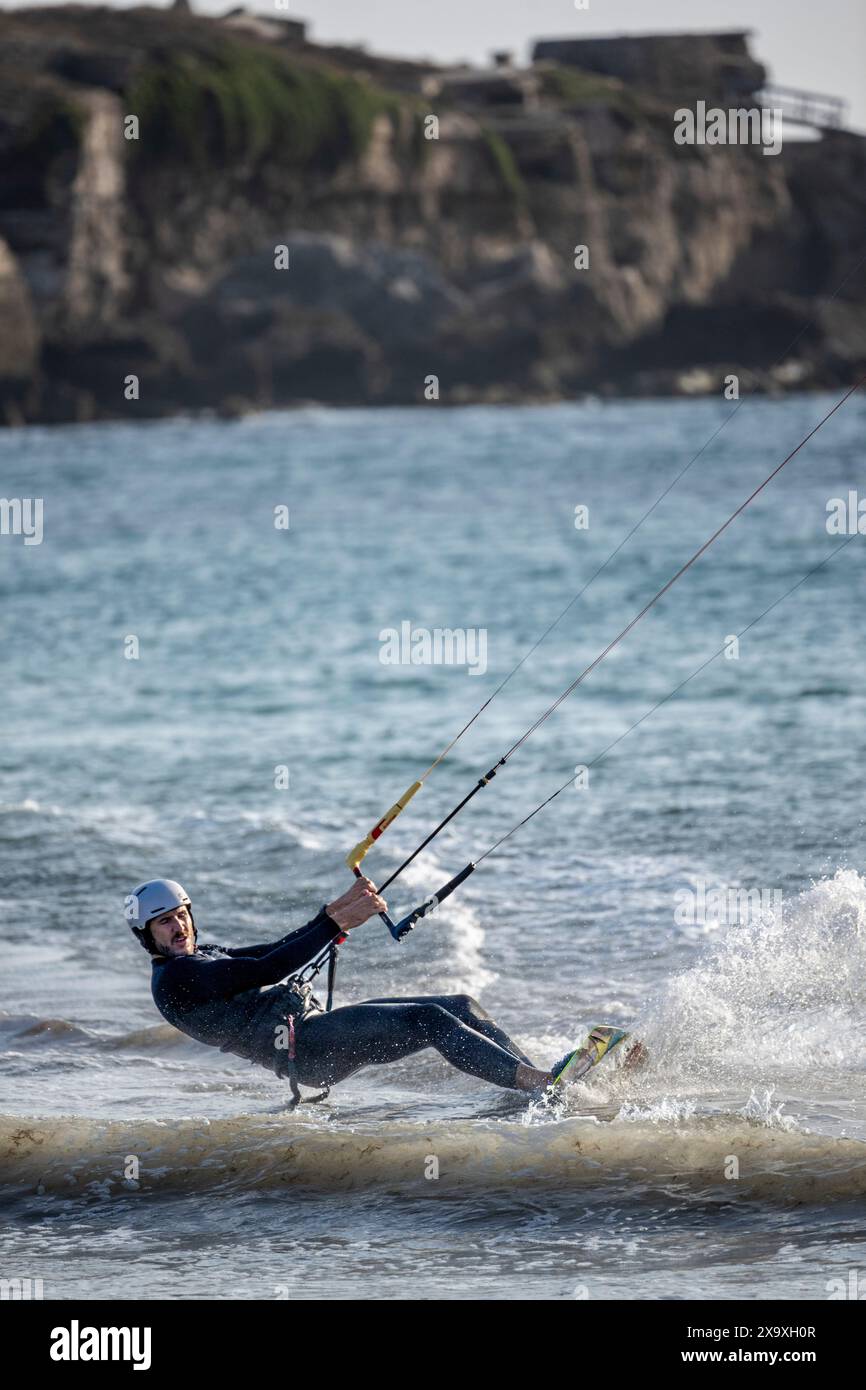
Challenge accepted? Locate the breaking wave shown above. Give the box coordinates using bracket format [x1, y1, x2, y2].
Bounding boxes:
[0, 1110, 863, 1203]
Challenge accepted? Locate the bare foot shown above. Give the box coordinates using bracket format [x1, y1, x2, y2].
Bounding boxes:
[515, 1062, 554, 1092]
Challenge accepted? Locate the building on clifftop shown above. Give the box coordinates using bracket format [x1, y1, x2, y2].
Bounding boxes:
[531, 32, 766, 102]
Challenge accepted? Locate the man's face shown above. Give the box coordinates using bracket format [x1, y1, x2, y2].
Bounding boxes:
[149, 906, 194, 957]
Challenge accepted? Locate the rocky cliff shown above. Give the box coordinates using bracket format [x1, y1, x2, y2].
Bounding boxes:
[1, 5, 863, 425]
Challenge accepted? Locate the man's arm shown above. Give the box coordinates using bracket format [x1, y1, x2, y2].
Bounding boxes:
[171, 877, 387, 1003]
[222, 938, 294, 960]
[174, 910, 342, 1001]
[221, 876, 389, 961]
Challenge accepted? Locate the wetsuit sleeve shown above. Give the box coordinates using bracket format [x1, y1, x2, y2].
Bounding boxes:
[223, 906, 348, 961]
[175, 909, 342, 1001]
[222, 940, 289, 959]
[221, 921, 333, 959]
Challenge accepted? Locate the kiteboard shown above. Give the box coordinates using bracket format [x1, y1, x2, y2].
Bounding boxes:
[550, 1025, 630, 1087]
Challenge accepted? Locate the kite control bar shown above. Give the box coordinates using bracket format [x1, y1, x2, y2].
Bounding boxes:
[352, 865, 400, 936]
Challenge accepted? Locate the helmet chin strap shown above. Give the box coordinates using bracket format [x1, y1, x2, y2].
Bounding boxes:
[134, 925, 159, 955]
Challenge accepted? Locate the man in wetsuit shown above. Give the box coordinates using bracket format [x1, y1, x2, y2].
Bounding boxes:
[126, 877, 573, 1098]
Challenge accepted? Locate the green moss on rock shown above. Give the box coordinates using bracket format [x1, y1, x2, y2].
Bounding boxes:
[537, 65, 642, 119]
[126, 42, 401, 171]
[481, 127, 525, 203]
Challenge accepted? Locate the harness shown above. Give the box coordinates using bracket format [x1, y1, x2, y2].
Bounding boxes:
[282, 932, 342, 1109]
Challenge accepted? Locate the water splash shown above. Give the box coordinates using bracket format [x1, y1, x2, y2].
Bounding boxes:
[637, 869, 866, 1087]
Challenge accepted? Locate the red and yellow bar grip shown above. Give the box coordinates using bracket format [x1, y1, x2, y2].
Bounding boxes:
[345, 781, 423, 870]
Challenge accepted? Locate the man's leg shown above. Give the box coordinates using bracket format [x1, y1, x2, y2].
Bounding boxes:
[294, 1000, 547, 1091]
[362, 993, 537, 1067]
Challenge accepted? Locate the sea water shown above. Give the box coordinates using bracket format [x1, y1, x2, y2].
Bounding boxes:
[1, 393, 864, 1299]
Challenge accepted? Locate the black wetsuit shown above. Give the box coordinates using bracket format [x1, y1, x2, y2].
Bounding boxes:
[150, 909, 535, 1090]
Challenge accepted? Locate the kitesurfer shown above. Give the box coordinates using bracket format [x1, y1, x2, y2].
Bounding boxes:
[127, 877, 588, 1096]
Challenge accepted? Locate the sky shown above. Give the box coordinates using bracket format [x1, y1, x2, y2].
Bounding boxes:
[7, 1, 866, 130]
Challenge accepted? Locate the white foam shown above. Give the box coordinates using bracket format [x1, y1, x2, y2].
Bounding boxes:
[637, 869, 866, 1088]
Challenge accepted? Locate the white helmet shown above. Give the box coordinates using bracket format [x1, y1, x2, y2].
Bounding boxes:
[125, 879, 194, 954]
